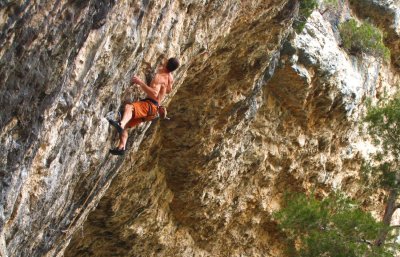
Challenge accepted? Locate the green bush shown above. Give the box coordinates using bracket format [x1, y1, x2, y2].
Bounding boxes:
[274, 192, 395, 257]
[340, 19, 390, 60]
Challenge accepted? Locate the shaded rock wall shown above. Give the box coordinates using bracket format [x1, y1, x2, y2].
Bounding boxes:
[65, 1, 298, 256]
[0, 0, 244, 256]
[1, 0, 399, 256]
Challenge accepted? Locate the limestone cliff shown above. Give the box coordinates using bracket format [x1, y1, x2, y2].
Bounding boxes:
[0, 0, 399, 256]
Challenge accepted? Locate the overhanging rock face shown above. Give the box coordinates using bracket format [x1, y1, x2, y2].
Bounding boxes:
[1, 0, 399, 256]
[65, 1, 298, 256]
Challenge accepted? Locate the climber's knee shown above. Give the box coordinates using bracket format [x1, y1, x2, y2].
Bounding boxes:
[124, 104, 133, 113]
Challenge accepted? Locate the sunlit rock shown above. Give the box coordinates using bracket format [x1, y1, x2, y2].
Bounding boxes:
[1, 0, 399, 256]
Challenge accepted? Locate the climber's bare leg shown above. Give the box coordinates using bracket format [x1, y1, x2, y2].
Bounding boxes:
[120, 104, 133, 129]
[117, 130, 128, 150]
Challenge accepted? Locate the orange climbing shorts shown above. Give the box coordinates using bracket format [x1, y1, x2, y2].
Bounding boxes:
[126, 99, 158, 128]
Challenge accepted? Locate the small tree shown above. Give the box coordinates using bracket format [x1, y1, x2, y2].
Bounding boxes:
[340, 19, 390, 60]
[274, 192, 395, 256]
[294, 0, 340, 33]
[363, 96, 400, 246]
[293, 0, 319, 33]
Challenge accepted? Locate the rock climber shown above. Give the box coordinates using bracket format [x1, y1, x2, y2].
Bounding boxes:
[108, 57, 180, 155]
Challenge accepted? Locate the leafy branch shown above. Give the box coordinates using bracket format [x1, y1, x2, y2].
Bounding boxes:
[273, 192, 396, 256]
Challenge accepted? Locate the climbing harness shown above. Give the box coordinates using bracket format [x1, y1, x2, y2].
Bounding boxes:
[140, 98, 169, 121]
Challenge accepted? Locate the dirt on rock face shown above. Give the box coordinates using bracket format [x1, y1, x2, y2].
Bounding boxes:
[1, 0, 399, 256]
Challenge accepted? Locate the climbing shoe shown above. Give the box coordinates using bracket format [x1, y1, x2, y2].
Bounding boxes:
[109, 148, 125, 156]
[108, 119, 124, 134]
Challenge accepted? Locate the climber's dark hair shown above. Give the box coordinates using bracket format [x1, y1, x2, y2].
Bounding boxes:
[166, 58, 179, 72]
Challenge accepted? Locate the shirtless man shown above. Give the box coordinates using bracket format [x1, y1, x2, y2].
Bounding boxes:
[108, 57, 179, 155]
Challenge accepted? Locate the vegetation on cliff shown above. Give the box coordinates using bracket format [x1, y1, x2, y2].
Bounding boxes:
[363, 96, 400, 247]
[295, 0, 391, 63]
[294, 0, 338, 33]
[339, 19, 390, 60]
[274, 192, 396, 256]
[293, 0, 318, 33]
